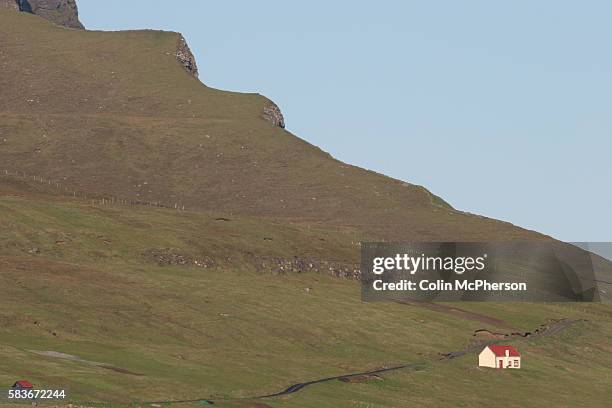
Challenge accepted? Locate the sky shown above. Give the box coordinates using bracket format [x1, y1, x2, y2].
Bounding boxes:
[78, 0, 611, 242]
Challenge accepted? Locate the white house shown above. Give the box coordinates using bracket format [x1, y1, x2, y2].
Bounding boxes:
[478, 345, 521, 369]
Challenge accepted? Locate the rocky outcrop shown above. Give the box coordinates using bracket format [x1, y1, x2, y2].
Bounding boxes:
[262, 101, 286, 128]
[176, 35, 198, 77]
[248, 255, 360, 279]
[144, 248, 216, 269]
[1, 0, 84, 29]
[0, 0, 19, 10]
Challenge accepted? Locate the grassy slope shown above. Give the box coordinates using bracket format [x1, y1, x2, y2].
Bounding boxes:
[275, 320, 612, 408]
[0, 9, 611, 408]
[0, 182, 611, 407]
[0, 9, 546, 241]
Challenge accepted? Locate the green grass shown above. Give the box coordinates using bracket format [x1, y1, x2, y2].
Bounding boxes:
[0, 9, 611, 408]
[0, 189, 610, 407]
[268, 320, 612, 408]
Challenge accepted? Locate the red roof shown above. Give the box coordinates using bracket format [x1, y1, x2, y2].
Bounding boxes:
[14, 380, 33, 388]
[488, 345, 520, 357]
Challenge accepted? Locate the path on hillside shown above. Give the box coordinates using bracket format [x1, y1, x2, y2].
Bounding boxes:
[255, 363, 426, 398]
[144, 318, 581, 405]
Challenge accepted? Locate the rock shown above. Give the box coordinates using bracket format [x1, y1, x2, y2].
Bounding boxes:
[144, 248, 216, 269]
[1, 0, 84, 29]
[0, 0, 18, 10]
[176, 34, 198, 77]
[262, 101, 285, 128]
[246, 254, 360, 279]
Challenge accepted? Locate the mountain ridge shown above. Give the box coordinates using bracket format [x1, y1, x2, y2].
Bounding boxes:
[0, 8, 550, 242]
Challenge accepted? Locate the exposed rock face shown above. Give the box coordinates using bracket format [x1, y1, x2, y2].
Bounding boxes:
[262, 101, 286, 128]
[176, 35, 198, 77]
[1, 0, 84, 29]
[0, 0, 19, 10]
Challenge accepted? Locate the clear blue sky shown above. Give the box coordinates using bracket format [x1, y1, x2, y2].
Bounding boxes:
[79, 0, 611, 242]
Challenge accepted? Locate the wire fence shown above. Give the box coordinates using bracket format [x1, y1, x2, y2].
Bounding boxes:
[1, 169, 186, 211]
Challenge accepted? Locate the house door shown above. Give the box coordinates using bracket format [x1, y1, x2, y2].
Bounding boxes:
[498, 360, 503, 368]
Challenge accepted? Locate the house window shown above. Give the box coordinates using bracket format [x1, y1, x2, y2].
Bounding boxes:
[514, 360, 519, 367]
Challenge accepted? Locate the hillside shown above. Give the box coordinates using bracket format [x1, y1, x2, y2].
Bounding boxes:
[0, 9, 549, 242]
[1, 6, 611, 408]
[0, 179, 611, 407]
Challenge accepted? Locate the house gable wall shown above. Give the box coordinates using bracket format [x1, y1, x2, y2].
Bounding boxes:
[478, 347, 497, 368]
